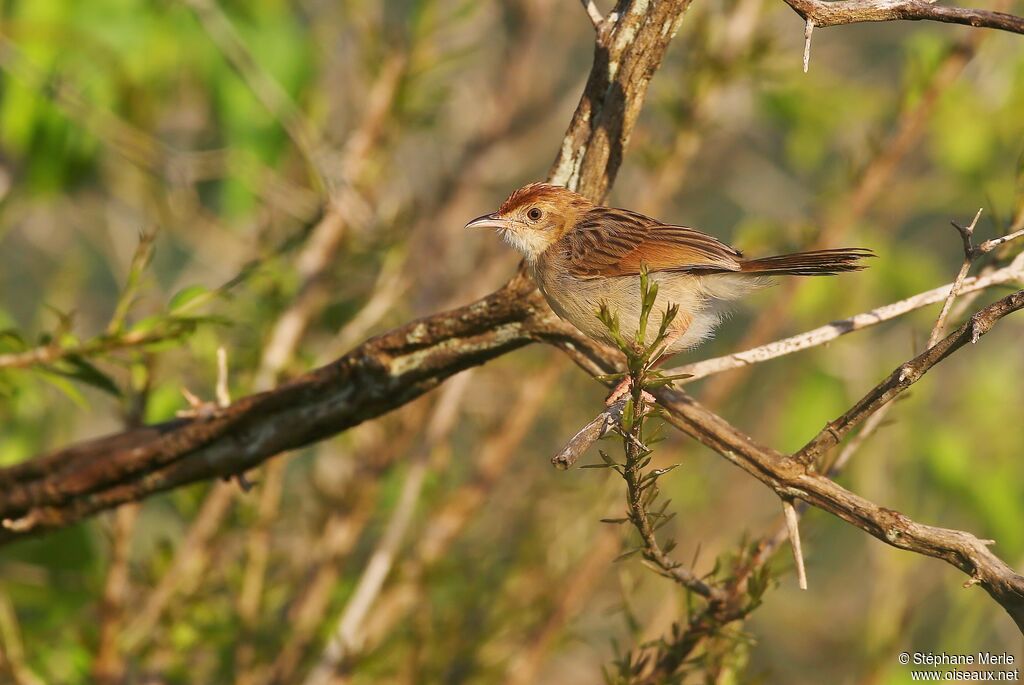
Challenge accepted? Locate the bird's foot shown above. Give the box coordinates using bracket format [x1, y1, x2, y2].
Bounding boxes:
[604, 376, 655, 407]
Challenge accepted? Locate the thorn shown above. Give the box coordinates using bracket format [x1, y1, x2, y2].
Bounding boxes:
[579, 0, 604, 30]
[180, 386, 203, 409]
[216, 346, 231, 408]
[177, 386, 219, 420]
[802, 19, 814, 73]
[782, 498, 808, 590]
[2, 511, 39, 532]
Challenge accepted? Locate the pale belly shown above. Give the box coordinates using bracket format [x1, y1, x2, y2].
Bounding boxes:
[533, 267, 757, 356]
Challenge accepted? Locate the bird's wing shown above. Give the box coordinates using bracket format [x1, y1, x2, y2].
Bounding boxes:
[558, 208, 743, 278]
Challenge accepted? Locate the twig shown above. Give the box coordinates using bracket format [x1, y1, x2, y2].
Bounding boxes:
[929, 208, 984, 346]
[579, 0, 605, 29]
[106, 232, 157, 336]
[979, 226, 1024, 253]
[826, 400, 892, 475]
[551, 400, 623, 469]
[0, 327, 189, 370]
[92, 505, 138, 685]
[0, 591, 45, 685]
[781, 498, 807, 590]
[781, 0, 1024, 35]
[802, 19, 814, 73]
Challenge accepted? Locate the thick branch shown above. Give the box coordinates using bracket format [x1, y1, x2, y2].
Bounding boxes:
[782, 0, 1024, 35]
[0, 272, 545, 538]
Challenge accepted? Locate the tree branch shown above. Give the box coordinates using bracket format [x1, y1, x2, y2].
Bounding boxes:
[782, 0, 1024, 35]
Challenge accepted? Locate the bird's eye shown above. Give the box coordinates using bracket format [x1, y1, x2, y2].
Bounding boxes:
[527, 207, 542, 221]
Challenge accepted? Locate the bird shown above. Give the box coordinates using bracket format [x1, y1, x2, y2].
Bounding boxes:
[466, 182, 872, 401]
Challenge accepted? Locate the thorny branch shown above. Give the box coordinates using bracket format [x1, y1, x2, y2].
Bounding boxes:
[783, 0, 1024, 35]
[787, 0, 1024, 70]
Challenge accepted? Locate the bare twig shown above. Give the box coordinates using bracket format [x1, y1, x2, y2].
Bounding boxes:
[0, 592, 45, 685]
[551, 400, 623, 469]
[782, 0, 1024, 36]
[979, 227, 1024, 253]
[929, 208, 984, 346]
[92, 505, 138, 685]
[579, 0, 605, 29]
[802, 19, 814, 73]
[215, 347, 231, 408]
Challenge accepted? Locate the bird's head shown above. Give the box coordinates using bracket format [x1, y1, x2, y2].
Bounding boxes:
[465, 182, 593, 262]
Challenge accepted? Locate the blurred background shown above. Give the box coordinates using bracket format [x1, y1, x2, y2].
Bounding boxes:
[0, 0, 1022, 683]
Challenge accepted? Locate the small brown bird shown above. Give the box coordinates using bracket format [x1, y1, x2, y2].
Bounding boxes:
[467, 183, 871, 398]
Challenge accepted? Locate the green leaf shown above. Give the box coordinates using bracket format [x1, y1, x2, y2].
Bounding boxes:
[57, 355, 122, 398]
[168, 285, 212, 314]
[594, 372, 627, 383]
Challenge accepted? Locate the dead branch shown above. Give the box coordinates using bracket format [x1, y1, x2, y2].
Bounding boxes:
[782, 0, 1024, 35]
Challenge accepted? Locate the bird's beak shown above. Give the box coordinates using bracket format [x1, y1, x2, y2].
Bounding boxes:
[465, 212, 510, 230]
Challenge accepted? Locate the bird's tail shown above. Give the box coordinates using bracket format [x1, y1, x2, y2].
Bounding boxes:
[739, 248, 874, 276]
